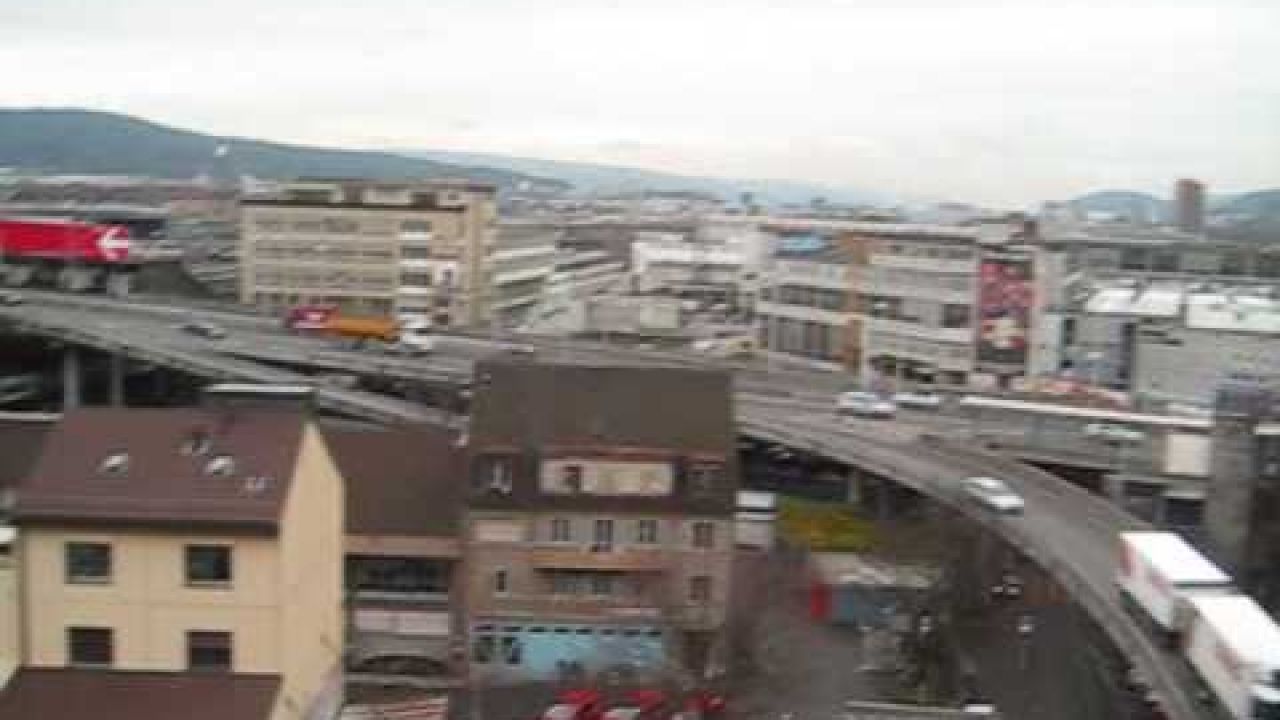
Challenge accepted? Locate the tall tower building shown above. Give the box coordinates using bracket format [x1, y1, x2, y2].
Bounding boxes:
[1174, 178, 1205, 234]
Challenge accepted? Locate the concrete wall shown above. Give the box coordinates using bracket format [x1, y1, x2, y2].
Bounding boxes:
[20, 529, 283, 671]
[278, 424, 346, 720]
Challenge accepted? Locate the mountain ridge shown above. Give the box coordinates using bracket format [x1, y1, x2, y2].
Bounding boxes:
[0, 108, 564, 191]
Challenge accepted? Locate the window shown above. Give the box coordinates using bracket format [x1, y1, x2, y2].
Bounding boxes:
[401, 246, 432, 260]
[65, 542, 112, 584]
[185, 545, 232, 586]
[592, 519, 614, 550]
[688, 463, 720, 496]
[501, 635, 522, 665]
[551, 572, 578, 595]
[689, 576, 712, 604]
[68, 627, 113, 667]
[550, 517, 571, 543]
[589, 575, 614, 596]
[401, 220, 433, 234]
[494, 569, 509, 595]
[187, 631, 232, 672]
[636, 519, 658, 544]
[942, 304, 971, 329]
[692, 521, 715, 549]
[561, 464, 584, 493]
[472, 634, 495, 663]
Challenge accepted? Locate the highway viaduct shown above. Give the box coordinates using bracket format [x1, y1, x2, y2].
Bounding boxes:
[0, 292, 1208, 720]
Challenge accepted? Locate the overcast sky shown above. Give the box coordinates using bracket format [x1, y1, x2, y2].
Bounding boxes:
[3, 0, 1277, 206]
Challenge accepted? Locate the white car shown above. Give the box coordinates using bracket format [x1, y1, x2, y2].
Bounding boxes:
[962, 476, 1025, 514]
[836, 391, 897, 419]
[892, 389, 943, 410]
[1083, 422, 1145, 444]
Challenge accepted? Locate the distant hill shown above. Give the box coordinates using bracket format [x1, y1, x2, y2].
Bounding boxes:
[1215, 189, 1280, 218]
[404, 148, 882, 206]
[1069, 190, 1168, 223]
[0, 109, 565, 191]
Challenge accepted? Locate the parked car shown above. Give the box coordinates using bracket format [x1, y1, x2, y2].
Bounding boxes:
[962, 476, 1025, 514]
[178, 321, 228, 339]
[0, 291, 24, 306]
[892, 389, 943, 410]
[1083, 422, 1145, 444]
[836, 391, 897, 418]
[540, 690, 606, 720]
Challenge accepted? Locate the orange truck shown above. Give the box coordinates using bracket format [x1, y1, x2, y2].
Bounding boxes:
[284, 305, 435, 353]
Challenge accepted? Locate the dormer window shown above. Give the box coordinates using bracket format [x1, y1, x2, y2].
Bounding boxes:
[204, 455, 236, 478]
[181, 430, 213, 457]
[98, 452, 130, 477]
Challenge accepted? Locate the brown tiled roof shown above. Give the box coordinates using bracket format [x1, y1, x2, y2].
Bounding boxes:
[467, 360, 737, 514]
[470, 360, 734, 454]
[13, 407, 306, 532]
[0, 416, 55, 492]
[322, 423, 463, 538]
[0, 668, 280, 720]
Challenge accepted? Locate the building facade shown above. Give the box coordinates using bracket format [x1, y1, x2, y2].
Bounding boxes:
[462, 361, 737, 685]
[755, 220, 1024, 385]
[240, 180, 497, 327]
[3, 402, 345, 720]
[484, 223, 560, 329]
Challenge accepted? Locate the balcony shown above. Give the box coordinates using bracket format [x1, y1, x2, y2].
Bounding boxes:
[530, 546, 667, 572]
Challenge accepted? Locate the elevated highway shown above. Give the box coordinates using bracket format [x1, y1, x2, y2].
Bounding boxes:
[0, 292, 1210, 719]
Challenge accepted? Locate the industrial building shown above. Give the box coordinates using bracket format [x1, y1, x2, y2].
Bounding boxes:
[239, 179, 497, 327]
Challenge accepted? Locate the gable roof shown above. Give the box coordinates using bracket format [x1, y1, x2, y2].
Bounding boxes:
[0, 668, 281, 720]
[13, 407, 306, 533]
[470, 360, 735, 456]
[0, 415, 55, 494]
[323, 423, 463, 538]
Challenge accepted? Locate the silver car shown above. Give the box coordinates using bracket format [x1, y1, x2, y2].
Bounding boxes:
[836, 391, 897, 418]
[893, 389, 943, 410]
[962, 476, 1025, 514]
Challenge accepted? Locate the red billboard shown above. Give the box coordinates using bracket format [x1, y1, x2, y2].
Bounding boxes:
[976, 254, 1033, 370]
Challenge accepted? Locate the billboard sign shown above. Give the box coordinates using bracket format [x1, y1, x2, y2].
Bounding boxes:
[976, 254, 1033, 371]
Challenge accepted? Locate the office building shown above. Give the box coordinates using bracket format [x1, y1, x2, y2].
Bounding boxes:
[240, 179, 497, 327]
[484, 223, 560, 329]
[461, 360, 737, 684]
[755, 219, 1023, 385]
[1, 400, 345, 720]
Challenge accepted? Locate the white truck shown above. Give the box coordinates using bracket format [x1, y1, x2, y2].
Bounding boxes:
[1116, 531, 1233, 645]
[1184, 594, 1280, 720]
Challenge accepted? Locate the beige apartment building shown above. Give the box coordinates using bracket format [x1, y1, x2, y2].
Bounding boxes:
[0, 399, 345, 720]
[240, 179, 498, 327]
[463, 360, 737, 685]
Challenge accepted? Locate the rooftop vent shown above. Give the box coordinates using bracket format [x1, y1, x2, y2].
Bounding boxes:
[204, 455, 236, 478]
[243, 476, 271, 495]
[181, 429, 213, 457]
[98, 452, 130, 477]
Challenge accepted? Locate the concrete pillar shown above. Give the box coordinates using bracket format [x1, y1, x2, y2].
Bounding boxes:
[61, 346, 82, 411]
[108, 352, 126, 407]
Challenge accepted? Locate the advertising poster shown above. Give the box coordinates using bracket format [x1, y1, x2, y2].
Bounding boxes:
[976, 255, 1033, 369]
